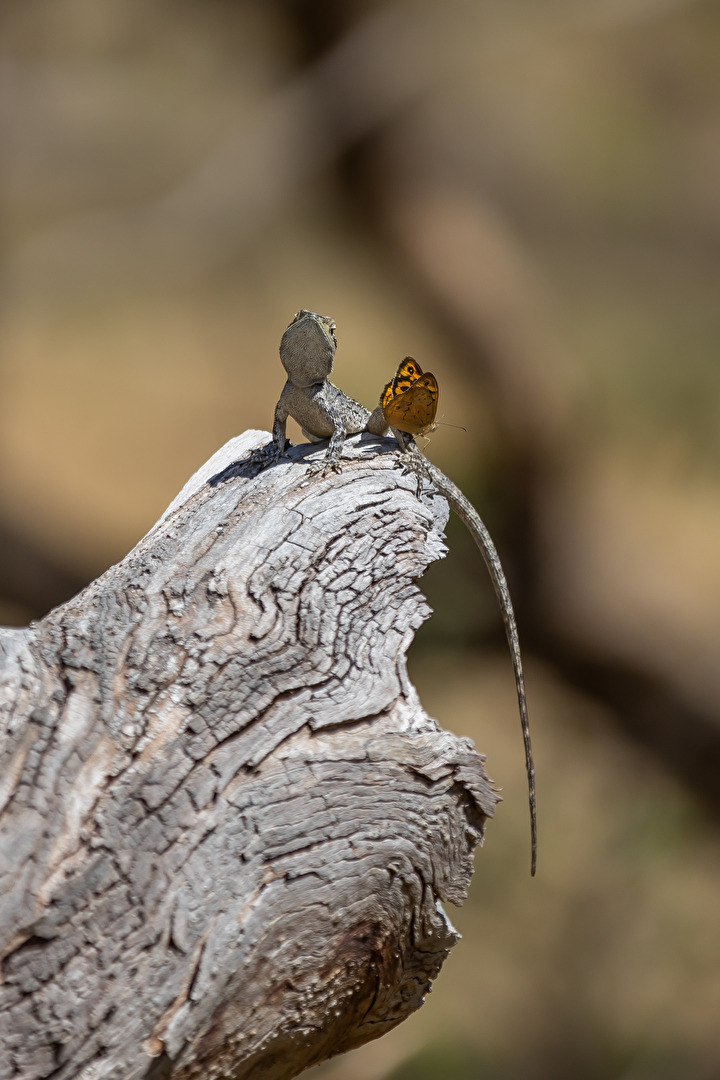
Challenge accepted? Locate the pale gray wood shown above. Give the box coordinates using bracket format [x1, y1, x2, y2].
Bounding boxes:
[0, 431, 496, 1080]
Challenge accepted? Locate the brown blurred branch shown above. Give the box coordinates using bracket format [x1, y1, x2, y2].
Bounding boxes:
[3, 3, 442, 300]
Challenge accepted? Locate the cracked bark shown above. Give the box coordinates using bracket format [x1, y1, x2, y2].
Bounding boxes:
[0, 430, 497, 1080]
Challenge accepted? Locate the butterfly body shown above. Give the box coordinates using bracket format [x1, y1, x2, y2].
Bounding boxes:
[381, 357, 439, 438]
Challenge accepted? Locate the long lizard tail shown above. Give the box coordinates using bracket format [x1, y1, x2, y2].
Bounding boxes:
[402, 448, 537, 876]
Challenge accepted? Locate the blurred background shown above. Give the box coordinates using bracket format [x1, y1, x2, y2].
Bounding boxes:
[2, 0, 720, 1077]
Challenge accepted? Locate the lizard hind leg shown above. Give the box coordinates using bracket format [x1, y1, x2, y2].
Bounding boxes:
[391, 429, 422, 473]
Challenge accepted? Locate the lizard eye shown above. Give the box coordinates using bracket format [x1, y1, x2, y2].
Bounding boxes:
[328, 323, 337, 345]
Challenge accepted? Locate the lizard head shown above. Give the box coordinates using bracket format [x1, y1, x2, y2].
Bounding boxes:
[279, 310, 337, 386]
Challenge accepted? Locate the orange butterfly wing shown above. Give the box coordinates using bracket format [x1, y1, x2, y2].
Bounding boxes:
[383, 372, 439, 436]
[391, 357, 424, 395]
[380, 357, 423, 409]
[380, 379, 395, 410]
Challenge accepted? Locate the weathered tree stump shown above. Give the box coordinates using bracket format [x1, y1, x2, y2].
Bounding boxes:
[0, 431, 497, 1080]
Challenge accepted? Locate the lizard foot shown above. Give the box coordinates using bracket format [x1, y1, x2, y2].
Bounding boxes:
[297, 449, 343, 483]
[306, 458, 342, 477]
[245, 442, 288, 472]
[394, 446, 423, 477]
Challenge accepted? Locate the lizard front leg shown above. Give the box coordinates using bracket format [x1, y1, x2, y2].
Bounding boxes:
[302, 382, 369, 476]
[246, 394, 291, 469]
[305, 405, 347, 476]
[271, 397, 291, 460]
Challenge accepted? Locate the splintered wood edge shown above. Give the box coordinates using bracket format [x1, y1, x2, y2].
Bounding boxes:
[0, 431, 496, 1080]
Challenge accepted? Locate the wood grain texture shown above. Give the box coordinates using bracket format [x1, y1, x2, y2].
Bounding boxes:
[0, 431, 497, 1080]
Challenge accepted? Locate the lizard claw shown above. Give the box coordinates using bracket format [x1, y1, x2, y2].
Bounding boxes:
[394, 448, 420, 476]
[246, 442, 288, 471]
[305, 457, 343, 478]
[301, 447, 346, 482]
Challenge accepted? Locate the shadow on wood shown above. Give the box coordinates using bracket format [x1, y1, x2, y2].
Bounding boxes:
[0, 431, 496, 1080]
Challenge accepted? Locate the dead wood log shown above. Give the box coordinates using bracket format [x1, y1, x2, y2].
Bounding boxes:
[0, 430, 496, 1080]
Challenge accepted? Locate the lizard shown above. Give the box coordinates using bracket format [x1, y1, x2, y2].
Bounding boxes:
[252, 308, 537, 875]
[252, 308, 390, 473]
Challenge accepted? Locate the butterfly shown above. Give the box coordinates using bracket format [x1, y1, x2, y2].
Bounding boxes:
[381, 357, 439, 437]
